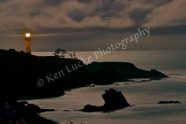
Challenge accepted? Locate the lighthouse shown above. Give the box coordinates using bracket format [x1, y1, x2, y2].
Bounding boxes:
[25, 32, 31, 54]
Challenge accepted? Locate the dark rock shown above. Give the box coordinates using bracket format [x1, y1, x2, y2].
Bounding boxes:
[87, 84, 95, 87]
[0, 49, 88, 99]
[0, 49, 168, 99]
[83, 105, 102, 112]
[82, 88, 130, 112]
[0, 95, 58, 124]
[102, 88, 130, 111]
[87, 62, 168, 84]
[27, 104, 55, 113]
[19, 101, 28, 105]
[27, 104, 41, 112]
[158, 101, 181, 104]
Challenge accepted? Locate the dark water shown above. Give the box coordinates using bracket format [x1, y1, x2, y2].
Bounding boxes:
[30, 50, 186, 124]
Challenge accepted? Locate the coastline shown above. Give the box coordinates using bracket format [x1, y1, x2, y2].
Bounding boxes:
[30, 76, 186, 124]
[1, 49, 185, 124]
[0, 49, 167, 99]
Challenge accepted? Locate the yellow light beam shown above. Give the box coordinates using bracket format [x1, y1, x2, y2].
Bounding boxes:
[25, 33, 31, 38]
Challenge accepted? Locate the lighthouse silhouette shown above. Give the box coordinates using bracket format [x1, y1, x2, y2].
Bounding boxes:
[25, 32, 31, 54]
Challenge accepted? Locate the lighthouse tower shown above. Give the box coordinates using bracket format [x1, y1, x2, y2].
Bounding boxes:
[25, 32, 31, 54]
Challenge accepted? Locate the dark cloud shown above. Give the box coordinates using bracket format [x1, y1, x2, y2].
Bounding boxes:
[0, 0, 5, 2]
[0, 0, 184, 30]
[130, 9, 151, 26]
[42, 0, 63, 6]
[68, 11, 86, 22]
[77, 0, 92, 4]
[0, 0, 185, 51]
[143, 0, 186, 27]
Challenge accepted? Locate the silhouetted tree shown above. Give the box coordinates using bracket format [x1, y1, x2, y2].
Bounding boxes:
[53, 48, 67, 58]
[69, 53, 73, 58]
[68, 52, 77, 59]
[72, 52, 77, 59]
[53, 49, 77, 59]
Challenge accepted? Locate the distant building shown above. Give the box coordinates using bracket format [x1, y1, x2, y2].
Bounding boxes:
[25, 33, 31, 54]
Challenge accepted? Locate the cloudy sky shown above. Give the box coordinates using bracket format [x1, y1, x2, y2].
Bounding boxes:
[0, 0, 185, 51]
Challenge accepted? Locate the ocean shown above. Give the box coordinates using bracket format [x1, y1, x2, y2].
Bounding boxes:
[29, 50, 186, 124]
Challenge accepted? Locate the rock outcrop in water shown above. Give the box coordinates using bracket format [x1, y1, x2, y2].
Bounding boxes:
[82, 88, 130, 112]
[157, 101, 181, 104]
[26, 103, 55, 113]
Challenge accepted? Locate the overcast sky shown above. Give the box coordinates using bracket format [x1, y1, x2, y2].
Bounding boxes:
[0, 0, 185, 51]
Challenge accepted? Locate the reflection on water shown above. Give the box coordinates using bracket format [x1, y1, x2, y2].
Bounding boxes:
[33, 50, 186, 71]
[28, 78, 186, 124]
[29, 51, 186, 124]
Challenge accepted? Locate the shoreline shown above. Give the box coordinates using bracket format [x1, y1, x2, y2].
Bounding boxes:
[0, 49, 168, 99]
[0, 49, 172, 124]
[31, 76, 186, 124]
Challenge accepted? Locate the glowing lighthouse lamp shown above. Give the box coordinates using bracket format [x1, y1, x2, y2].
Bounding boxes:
[25, 32, 32, 54]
